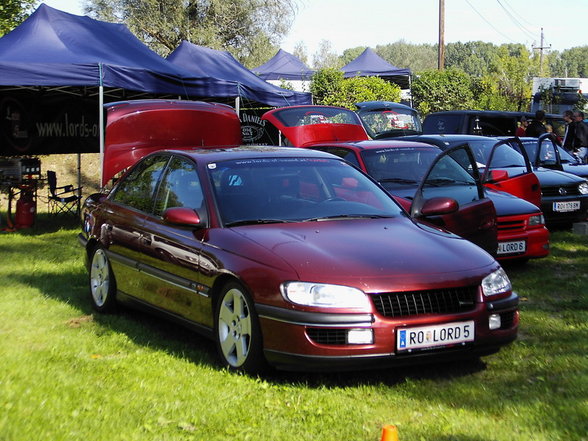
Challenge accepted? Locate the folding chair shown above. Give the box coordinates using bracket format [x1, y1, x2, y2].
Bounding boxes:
[47, 170, 82, 215]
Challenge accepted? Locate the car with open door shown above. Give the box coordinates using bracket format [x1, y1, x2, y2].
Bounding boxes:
[79, 99, 519, 374]
[405, 134, 588, 228]
[262, 105, 497, 257]
[515, 133, 588, 179]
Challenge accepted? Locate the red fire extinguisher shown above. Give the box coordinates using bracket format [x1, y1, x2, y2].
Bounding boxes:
[14, 187, 36, 229]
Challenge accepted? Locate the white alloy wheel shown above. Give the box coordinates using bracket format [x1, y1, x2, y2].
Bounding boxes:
[217, 286, 253, 367]
[89, 247, 116, 312]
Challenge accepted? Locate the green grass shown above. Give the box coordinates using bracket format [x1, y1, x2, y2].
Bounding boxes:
[1, 214, 587, 441]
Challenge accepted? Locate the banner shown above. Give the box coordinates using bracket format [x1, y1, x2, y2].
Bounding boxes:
[240, 108, 279, 145]
[0, 89, 99, 156]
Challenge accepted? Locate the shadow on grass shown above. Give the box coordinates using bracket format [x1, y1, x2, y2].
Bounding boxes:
[13, 264, 491, 388]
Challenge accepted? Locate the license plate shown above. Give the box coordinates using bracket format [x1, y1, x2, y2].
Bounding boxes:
[397, 321, 474, 351]
[553, 201, 580, 212]
[497, 240, 526, 255]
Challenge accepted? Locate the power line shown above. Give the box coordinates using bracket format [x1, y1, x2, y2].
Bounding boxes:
[464, 0, 519, 44]
[496, 0, 537, 41]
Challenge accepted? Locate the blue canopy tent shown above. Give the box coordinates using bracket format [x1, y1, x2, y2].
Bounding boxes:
[0, 3, 241, 182]
[253, 49, 315, 81]
[341, 48, 411, 89]
[167, 41, 312, 110]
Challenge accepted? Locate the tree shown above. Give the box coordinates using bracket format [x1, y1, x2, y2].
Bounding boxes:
[292, 41, 309, 66]
[445, 41, 500, 77]
[84, 0, 296, 67]
[376, 41, 437, 73]
[411, 69, 474, 116]
[312, 40, 341, 69]
[310, 68, 401, 109]
[0, 0, 36, 36]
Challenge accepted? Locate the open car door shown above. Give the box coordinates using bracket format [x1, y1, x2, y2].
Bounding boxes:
[411, 145, 498, 256]
[481, 138, 541, 208]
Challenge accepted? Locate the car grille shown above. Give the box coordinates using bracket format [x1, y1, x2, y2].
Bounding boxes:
[497, 217, 526, 232]
[542, 185, 581, 197]
[371, 286, 478, 318]
[306, 328, 347, 345]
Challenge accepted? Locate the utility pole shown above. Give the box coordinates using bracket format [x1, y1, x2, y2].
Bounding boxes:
[533, 27, 551, 77]
[438, 0, 445, 70]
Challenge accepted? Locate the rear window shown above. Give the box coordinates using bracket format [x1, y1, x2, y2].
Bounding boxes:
[422, 115, 463, 134]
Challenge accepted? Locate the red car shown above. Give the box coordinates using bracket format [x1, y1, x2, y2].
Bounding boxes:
[79, 100, 518, 373]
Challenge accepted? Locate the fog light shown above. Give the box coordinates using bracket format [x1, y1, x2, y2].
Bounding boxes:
[489, 314, 501, 330]
[347, 328, 374, 345]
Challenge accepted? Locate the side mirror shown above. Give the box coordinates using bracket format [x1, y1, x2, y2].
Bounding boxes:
[163, 207, 204, 227]
[420, 197, 459, 216]
[488, 169, 509, 182]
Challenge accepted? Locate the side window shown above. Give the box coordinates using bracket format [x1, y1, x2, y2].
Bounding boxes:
[111, 155, 169, 212]
[153, 157, 205, 217]
[318, 147, 360, 168]
[422, 153, 480, 205]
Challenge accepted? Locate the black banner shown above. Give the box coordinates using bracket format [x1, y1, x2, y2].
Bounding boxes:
[240, 108, 280, 145]
[0, 89, 99, 156]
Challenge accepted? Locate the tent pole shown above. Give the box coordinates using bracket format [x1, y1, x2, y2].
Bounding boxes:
[99, 85, 104, 187]
[235, 96, 240, 118]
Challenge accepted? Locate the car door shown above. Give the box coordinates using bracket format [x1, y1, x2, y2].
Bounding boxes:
[411, 145, 498, 256]
[138, 155, 213, 328]
[481, 138, 542, 208]
[101, 154, 170, 299]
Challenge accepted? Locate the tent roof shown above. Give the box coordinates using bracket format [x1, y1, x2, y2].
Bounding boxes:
[0, 4, 231, 96]
[167, 41, 311, 107]
[253, 49, 315, 81]
[341, 48, 411, 88]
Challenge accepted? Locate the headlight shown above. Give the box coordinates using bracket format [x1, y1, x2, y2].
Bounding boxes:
[481, 268, 512, 297]
[579, 181, 588, 195]
[528, 214, 545, 226]
[281, 282, 370, 309]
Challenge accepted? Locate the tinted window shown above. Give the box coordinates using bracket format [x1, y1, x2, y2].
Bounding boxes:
[208, 157, 403, 225]
[422, 153, 480, 205]
[111, 155, 169, 212]
[422, 115, 463, 134]
[153, 157, 205, 217]
[315, 147, 361, 168]
[359, 109, 422, 138]
[270, 107, 361, 127]
[361, 148, 437, 185]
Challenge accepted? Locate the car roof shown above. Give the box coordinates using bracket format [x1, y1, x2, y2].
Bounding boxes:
[402, 134, 499, 143]
[160, 145, 340, 162]
[313, 139, 440, 151]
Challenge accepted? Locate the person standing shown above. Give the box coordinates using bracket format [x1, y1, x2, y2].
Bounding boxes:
[525, 110, 547, 137]
[573, 111, 588, 163]
[516, 116, 528, 136]
[562, 110, 576, 153]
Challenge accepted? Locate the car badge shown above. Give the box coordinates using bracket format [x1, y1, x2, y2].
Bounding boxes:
[559, 187, 567, 195]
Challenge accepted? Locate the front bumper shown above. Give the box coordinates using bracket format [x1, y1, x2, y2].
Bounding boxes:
[257, 293, 519, 372]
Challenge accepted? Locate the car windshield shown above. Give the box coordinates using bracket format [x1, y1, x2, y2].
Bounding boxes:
[270, 107, 361, 128]
[468, 140, 527, 168]
[361, 148, 438, 187]
[360, 108, 422, 138]
[208, 157, 404, 226]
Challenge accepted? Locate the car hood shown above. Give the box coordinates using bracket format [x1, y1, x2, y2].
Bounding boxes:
[562, 163, 588, 179]
[534, 167, 587, 186]
[226, 217, 496, 292]
[486, 189, 541, 216]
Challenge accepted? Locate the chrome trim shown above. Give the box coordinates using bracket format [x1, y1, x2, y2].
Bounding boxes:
[106, 249, 209, 298]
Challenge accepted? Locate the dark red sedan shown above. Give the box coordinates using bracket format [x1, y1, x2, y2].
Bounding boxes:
[79, 100, 518, 373]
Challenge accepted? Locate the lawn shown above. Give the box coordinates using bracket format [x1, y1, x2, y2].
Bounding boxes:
[0, 214, 587, 441]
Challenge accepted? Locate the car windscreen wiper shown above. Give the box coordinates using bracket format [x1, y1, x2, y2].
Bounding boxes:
[303, 214, 393, 222]
[225, 219, 291, 227]
[379, 177, 418, 184]
[426, 178, 474, 186]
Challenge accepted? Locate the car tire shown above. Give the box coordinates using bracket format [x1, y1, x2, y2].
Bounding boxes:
[89, 246, 117, 313]
[214, 281, 266, 374]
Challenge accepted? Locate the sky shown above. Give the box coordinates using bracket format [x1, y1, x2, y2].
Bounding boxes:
[42, 0, 587, 57]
